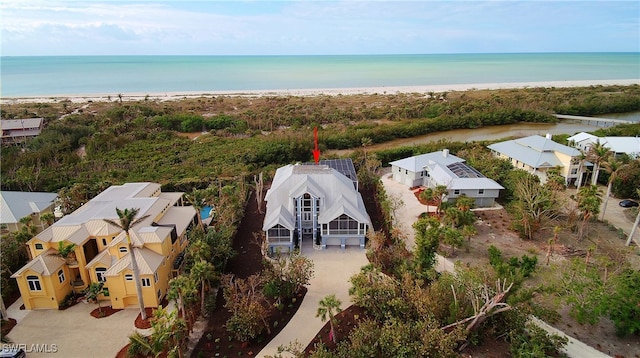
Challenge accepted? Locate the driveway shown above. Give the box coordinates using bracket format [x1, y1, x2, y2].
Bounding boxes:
[6, 298, 155, 358]
[257, 245, 368, 357]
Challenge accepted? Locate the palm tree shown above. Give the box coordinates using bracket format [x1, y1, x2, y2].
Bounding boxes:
[576, 185, 602, 240]
[587, 140, 611, 185]
[575, 151, 587, 189]
[190, 260, 216, 314]
[40, 212, 56, 228]
[599, 156, 625, 221]
[420, 185, 448, 216]
[168, 275, 198, 331]
[84, 282, 105, 316]
[103, 208, 150, 320]
[625, 188, 640, 247]
[316, 294, 342, 344]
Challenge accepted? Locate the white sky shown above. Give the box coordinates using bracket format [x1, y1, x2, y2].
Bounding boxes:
[1, 0, 638, 56]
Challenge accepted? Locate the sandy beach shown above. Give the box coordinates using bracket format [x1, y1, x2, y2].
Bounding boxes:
[1, 79, 638, 105]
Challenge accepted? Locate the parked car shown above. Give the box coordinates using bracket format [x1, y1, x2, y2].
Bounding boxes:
[619, 199, 639, 208]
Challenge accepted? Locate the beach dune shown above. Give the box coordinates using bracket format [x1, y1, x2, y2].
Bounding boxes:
[1, 79, 638, 105]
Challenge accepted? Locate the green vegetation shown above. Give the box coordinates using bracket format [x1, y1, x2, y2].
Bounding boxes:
[3, 85, 640, 355]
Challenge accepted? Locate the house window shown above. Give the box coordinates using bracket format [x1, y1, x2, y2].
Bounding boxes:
[157, 290, 162, 299]
[571, 168, 578, 175]
[58, 269, 65, 283]
[478, 189, 484, 195]
[154, 272, 159, 283]
[141, 278, 151, 287]
[405, 170, 408, 174]
[102, 238, 107, 246]
[35, 243, 44, 250]
[119, 247, 128, 253]
[96, 267, 107, 282]
[397, 167, 401, 172]
[27, 275, 42, 291]
[454, 189, 460, 195]
[267, 225, 290, 243]
[328, 214, 359, 235]
[125, 274, 133, 281]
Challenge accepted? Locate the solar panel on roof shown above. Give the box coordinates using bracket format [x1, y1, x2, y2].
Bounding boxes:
[303, 158, 358, 190]
[446, 162, 485, 179]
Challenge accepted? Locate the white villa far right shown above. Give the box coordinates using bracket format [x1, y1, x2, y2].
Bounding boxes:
[568, 132, 640, 159]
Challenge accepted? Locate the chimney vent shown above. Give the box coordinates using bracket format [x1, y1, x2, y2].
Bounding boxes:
[442, 149, 449, 157]
[545, 133, 552, 140]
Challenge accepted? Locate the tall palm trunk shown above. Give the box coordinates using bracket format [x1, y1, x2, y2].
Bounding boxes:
[599, 181, 612, 221]
[128, 234, 147, 320]
[626, 211, 640, 246]
[590, 163, 599, 185]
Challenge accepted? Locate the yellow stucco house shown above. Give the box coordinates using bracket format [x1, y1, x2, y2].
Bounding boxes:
[487, 134, 584, 186]
[12, 183, 197, 310]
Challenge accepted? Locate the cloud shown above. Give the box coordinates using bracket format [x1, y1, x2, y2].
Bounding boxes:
[1, 0, 638, 55]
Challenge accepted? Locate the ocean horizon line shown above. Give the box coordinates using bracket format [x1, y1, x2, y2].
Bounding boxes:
[2, 51, 639, 58]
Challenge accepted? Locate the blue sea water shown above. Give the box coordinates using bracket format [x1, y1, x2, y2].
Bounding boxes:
[1, 53, 639, 97]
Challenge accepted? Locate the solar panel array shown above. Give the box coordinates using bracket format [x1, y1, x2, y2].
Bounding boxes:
[447, 162, 486, 179]
[303, 158, 358, 189]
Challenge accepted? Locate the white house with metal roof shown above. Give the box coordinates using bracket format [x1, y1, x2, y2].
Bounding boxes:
[568, 132, 640, 159]
[1, 191, 58, 233]
[488, 134, 583, 185]
[263, 160, 371, 252]
[389, 149, 504, 208]
[11, 182, 198, 310]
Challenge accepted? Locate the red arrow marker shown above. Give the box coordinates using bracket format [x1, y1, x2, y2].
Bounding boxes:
[313, 127, 320, 164]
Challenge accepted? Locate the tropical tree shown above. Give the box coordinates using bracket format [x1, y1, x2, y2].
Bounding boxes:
[103, 208, 150, 320]
[420, 185, 448, 216]
[84, 282, 105, 316]
[600, 156, 626, 221]
[575, 151, 588, 189]
[53, 241, 77, 263]
[168, 274, 198, 331]
[625, 188, 640, 246]
[576, 185, 602, 240]
[512, 175, 558, 240]
[587, 140, 611, 185]
[222, 274, 270, 342]
[40, 212, 56, 227]
[190, 259, 216, 314]
[316, 294, 342, 344]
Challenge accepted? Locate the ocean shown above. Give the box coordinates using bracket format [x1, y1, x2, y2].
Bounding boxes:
[1, 53, 639, 97]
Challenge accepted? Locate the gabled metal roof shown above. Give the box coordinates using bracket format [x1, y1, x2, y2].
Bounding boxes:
[263, 163, 370, 231]
[0, 191, 57, 224]
[488, 135, 581, 169]
[105, 247, 163, 276]
[11, 249, 64, 278]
